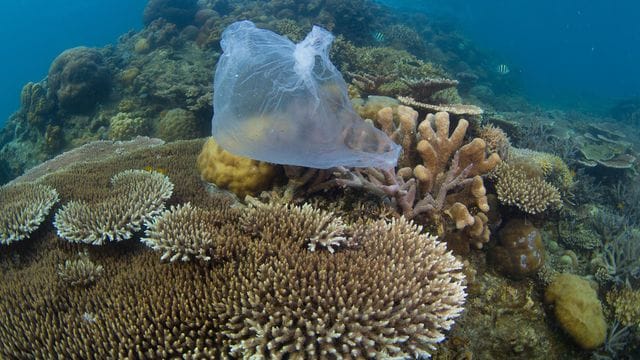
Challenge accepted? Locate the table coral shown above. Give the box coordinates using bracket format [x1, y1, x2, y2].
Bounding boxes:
[54, 169, 173, 245]
[0, 182, 59, 245]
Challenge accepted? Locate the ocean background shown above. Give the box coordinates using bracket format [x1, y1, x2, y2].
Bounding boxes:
[0, 0, 146, 126]
[378, 0, 640, 113]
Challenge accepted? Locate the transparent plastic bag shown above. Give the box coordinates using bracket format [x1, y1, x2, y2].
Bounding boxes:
[211, 20, 400, 169]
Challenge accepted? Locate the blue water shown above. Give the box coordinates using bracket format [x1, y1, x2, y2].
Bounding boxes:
[377, 0, 640, 112]
[0, 0, 146, 126]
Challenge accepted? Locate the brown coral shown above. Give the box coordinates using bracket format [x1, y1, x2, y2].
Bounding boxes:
[0, 138, 466, 358]
[54, 169, 174, 244]
[47, 47, 111, 113]
[0, 182, 59, 245]
[142, 201, 246, 262]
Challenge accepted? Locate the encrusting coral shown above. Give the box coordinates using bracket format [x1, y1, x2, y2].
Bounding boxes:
[54, 169, 174, 245]
[0, 182, 59, 245]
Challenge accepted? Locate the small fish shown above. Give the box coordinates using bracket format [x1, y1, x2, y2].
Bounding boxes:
[372, 31, 385, 43]
[496, 64, 510, 75]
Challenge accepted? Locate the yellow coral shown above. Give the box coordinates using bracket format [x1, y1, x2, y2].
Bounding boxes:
[197, 138, 280, 198]
[544, 273, 607, 350]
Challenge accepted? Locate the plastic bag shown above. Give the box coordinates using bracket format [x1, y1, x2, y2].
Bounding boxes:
[211, 20, 400, 169]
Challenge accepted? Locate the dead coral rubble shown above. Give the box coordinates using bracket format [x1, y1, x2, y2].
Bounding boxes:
[0, 182, 59, 245]
[54, 169, 174, 245]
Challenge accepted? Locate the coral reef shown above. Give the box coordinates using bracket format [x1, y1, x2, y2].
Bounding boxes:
[606, 287, 640, 328]
[544, 273, 607, 350]
[54, 169, 174, 245]
[0, 140, 466, 358]
[19, 82, 55, 128]
[47, 47, 112, 114]
[0, 182, 59, 245]
[490, 219, 545, 279]
[197, 137, 280, 198]
[575, 122, 636, 169]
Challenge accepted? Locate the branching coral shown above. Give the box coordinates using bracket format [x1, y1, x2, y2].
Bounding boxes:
[57, 252, 104, 287]
[606, 287, 640, 327]
[242, 200, 353, 254]
[1, 200, 467, 358]
[54, 169, 174, 245]
[142, 200, 246, 262]
[320, 110, 500, 250]
[491, 163, 563, 215]
[219, 202, 467, 358]
[0, 182, 59, 245]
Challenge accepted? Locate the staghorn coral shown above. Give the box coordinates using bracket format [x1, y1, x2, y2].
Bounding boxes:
[491, 163, 562, 215]
[0, 182, 59, 245]
[142, 200, 246, 262]
[57, 251, 104, 287]
[197, 137, 280, 198]
[54, 169, 173, 245]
